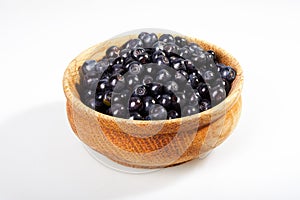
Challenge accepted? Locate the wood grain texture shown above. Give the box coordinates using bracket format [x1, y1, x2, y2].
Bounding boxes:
[63, 34, 244, 168]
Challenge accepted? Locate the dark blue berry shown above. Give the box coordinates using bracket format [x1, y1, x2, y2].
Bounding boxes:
[128, 61, 143, 75]
[211, 86, 226, 105]
[168, 110, 180, 119]
[133, 85, 148, 97]
[174, 70, 189, 84]
[111, 103, 128, 118]
[157, 94, 172, 108]
[139, 32, 158, 48]
[165, 81, 179, 93]
[197, 82, 211, 99]
[152, 41, 166, 51]
[81, 60, 97, 75]
[129, 112, 143, 120]
[119, 48, 131, 58]
[178, 47, 191, 59]
[207, 50, 217, 61]
[159, 34, 175, 43]
[220, 66, 236, 82]
[174, 92, 187, 106]
[122, 39, 143, 50]
[163, 43, 179, 54]
[175, 36, 188, 47]
[199, 99, 211, 112]
[148, 104, 168, 120]
[156, 69, 172, 82]
[189, 74, 201, 89]
[149, 83, 163, 96]
[182, 105, 199, 117]
[126, 75, 140, 89]
[129, 96, 143, 112]
[106, 46, 120, 58]
[142, 75, 154, 85]
[142, 96, 156, 115]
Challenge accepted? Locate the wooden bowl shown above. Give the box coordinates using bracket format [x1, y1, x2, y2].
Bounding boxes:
[63, 34, 244, 168]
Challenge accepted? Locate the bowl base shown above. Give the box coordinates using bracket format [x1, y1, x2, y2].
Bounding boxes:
[83, 144, 160, 174]
[83, 143, 213, 173]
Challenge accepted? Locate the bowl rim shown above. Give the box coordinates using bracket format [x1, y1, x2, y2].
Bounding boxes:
[63, 34, 244, 126]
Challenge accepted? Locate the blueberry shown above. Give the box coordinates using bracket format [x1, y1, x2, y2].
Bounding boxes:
[156, 69, 172, 83]
[119, 48, 131, 58]
[159, 34, 175, 43]
[83, 72, 99, 89]
[152, 41, 166, 51]
[165, 81, 179, 93]
[211, 86, 226, 105]
[96, 78, 110, 93]
[182, 105, 199, 117]
[129, 96, 143, 112]
[168, 110, 180, 119]
[188, 92, 201, 106]
[207, 50, 217, 61]
[142, 75, 154, 85]
[214, 78, 231, 95]
[129, 112, 143, 120]
[190, 52, 207, 67]
[199, 99, 211, 112]
[149, 83, 163, 96]
[139, 32, 158, 48]
[144, 63, 157, 75]
[174, 92, 187, 106]
[133, 85, 148, 97]
[142, 96, 156, 115]
[216, 63, 226, 72]
[138, 32, 148, 40]
[148, 104, 168, 120]
[106, 46, 120, 58]
[152, 50, 165, 60]
[174, 70, 189, 84]
[153, 55, 169, 66]
[84, 97, 96, 109]
[95, 59, 109, 73]
[188, 43, 203, 55]
[122, 39, 143, 50]
[175, 36, 188, 47]
[184, 59, 195, 73]
[163, 43, 179, 54]
[197, 82, 211, 99]
[203, 70, 217, 83]
[220, 66, 236, 82]
[171, 57, 186, 71]
[120, 89, 130, 100]
[112, 57, 125, 65]
[132, 47, 145, 60]
[111, 103, 128, 118]
[81, 60, 97, 75]
[111, 64, 125, 75]
[189, 74, 201, 89]
[178, 47, 191, 59]
[126, 75, 140, 89]
[108, 73, 122, 87]
[157, 94, 172, 108]
[128, 61, 143, 75]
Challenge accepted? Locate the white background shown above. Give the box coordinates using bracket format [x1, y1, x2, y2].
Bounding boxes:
[0, 0, 300, 199]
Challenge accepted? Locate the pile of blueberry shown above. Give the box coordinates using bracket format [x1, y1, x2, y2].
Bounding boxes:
[76, 32, 236, 120]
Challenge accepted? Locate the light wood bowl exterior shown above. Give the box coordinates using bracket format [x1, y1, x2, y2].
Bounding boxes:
[63, 34, 244, 168]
